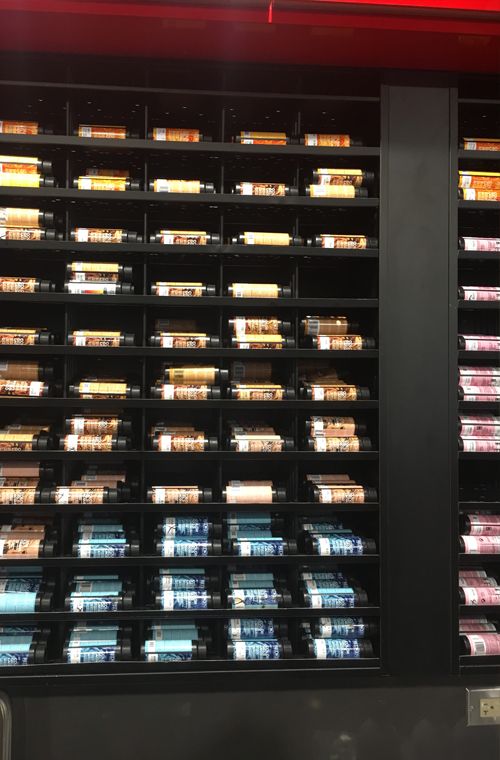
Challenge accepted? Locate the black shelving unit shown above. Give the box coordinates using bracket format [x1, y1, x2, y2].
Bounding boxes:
[0, 69, 381, 678]
[454, 82, 500, 673]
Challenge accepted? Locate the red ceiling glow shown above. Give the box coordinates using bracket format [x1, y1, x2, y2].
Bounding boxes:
[0, 1, 499, 73]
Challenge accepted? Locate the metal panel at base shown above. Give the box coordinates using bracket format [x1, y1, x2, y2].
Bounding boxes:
[9, 685, 500, 760]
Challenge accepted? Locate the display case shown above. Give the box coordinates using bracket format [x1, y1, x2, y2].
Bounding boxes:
[454, 77, 500, 673]
[0, 63, 382, 677]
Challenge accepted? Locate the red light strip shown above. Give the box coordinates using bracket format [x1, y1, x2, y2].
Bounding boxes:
[310, 0, 500, 9]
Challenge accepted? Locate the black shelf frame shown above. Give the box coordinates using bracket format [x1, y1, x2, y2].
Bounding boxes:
[0, 187, 380, 208]
[459, 502, 500, 512]
[0, 131, 380, 158]
[460, 555, 500, 565]
[459, 453, 500, 461]
[458, 201, 500, 211]
[0, 346, 378, 359]
[458, 250, 500, 262]
[458, 149, 500, 161]
[0, 399, 379, 410]
[0, 501, 380, 515]
[0, 68, 382, 680]
[459, 401, 500, 413]
[0, 555, 380, 569]
[0, 607, 381, 623]
[458, 301, 500, 310]
[0, 77, 381, 101]
[0, 241, 380, 259]
[458, 350, 500, 361]
[0, 657, 383, 687]
[0, 293, 379, 308]
[0, 451, 380, 462]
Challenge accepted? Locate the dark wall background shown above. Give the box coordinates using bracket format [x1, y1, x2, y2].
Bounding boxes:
[8, 683, 500, 760]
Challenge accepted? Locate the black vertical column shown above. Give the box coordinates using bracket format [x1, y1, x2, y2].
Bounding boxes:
[380, 78, 453, 675]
